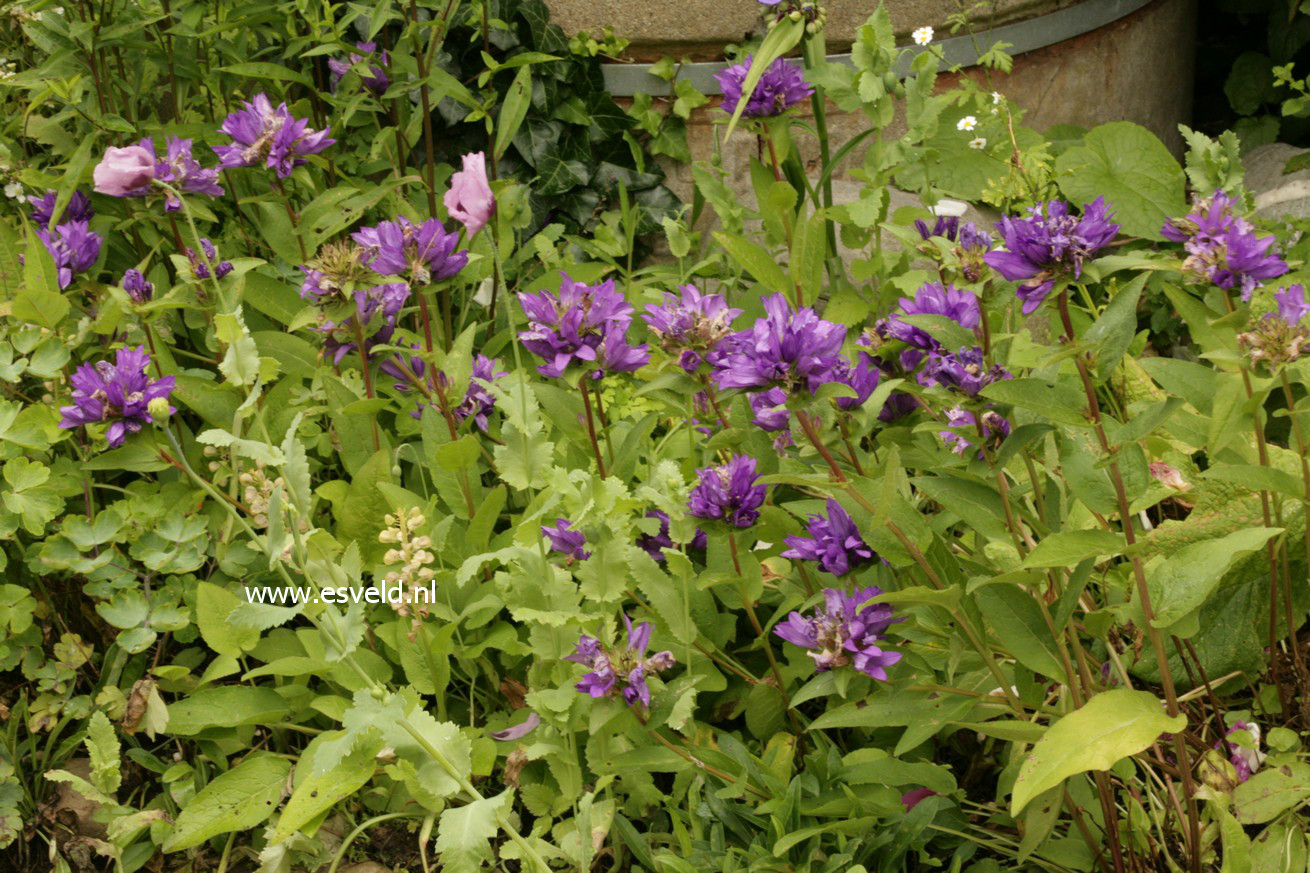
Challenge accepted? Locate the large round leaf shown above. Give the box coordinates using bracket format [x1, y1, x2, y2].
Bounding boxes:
[1054, 122, 1186, 240]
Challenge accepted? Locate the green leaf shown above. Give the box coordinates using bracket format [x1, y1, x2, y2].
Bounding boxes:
[2, 458, 61, 535]
[195, 582, 260, 657]
[1084, 273, 1147, 379]
[713, 230, 792, 297]
[163, 755, 291, 851]
[166, 686, 290, 736]
[14, 226, 69, 329]
[279, 413, 311, 513]
[216, 62, 313, 87]
[1054, 121, 1186, 241]
[85, 711, 121, 796]
[1199, 466, 1303, 499]
[1145, 527, 1283, 632]
[436, 791, 511, 873]
[495, 66, 532, 161]
[1011, 690, 1185, 814]
[215, 307, 262, 389]
[1022, 530, 1124, 569]
[274, 738, 380, 842]
[973, 585, 1064, 678]
[1234, 762, 1310, 824]
[981, 378, 1089, 427]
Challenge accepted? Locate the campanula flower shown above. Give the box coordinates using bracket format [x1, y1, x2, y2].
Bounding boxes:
[122, 269, 153, 304]
[518, 274, 649, 379]
[58, 346, 175, 447]
[688, 454, 768, 528]
[353, 216, 467, 286]
[567, 615, 675, 707]
[28, 190, 93, 228]
[774, 587, 902, 679]
[712, 293, 845, 393]
[213, 93, 335, 177]
[542, 519, 590, 561]
[985, 198, 1119, 313]
[782, 499, 877, 577]
[642, 284, 741, 373]
[37, 221, 102, 288]
[715, 55, 813, 118]
[328, 41, 389, 94]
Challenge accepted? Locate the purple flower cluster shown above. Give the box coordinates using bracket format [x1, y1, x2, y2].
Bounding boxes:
[143, 137, 225, 211]
[122, 269, 153, 304]
[642, 285, 741, 372]
[985, 198, 1119, 313]
[543, 518, 590, 561]
[688, 454, 768, 528]
[1216, 721, 1265, 782]
[1237, 283, 1310, 366]
[1276, 284, 1310, 325]
[328, 41, 389, 94]
[518, 275, 650, 379]
[635, 510, 707, 561]
[317, 282, 410, 365]
[750, 386, 792, 446]
[58, 347, 175, 447]
[37, 221, 102, 289]
[24, 189, 102, 288]
[1162, 191, 1287, 302]
[713, 293, 846, 393]
[715, 55, 814, 118]
[879, 282, 980, 363]
[774, 587, 902, 679]
[940, 407, 1011, 458]
[568, 615, 676, 707]
[213, 94, 335, 178]
[353, 217, 467, 286]
[185, 238, 233, 281]
[919, 346, 1011, 396]
[382, 351, 507, 428]
[28, 190, 93, 229]
[782, 498, 877, 577]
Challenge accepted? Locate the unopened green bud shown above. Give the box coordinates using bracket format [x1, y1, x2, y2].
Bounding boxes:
[789, 9, 802, 20]
[148, 397, 172, 423]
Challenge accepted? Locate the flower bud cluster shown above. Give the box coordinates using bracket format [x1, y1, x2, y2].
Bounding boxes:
[379, 506, 437, 637]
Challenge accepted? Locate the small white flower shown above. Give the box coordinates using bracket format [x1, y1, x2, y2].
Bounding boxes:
[912, 26, 933, 46]
[957, 116, 978, 132]
[3, 181, 21, 200]
[992, 91, 1003, 104]
[969, 137, 987, 150]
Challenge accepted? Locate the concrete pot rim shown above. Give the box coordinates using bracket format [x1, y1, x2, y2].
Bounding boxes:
[598, 0, 1155, 97]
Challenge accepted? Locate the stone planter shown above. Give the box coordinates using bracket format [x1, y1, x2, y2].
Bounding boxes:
[546, 0, 1197, 204]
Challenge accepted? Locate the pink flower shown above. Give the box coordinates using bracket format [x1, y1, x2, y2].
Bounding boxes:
[444, 152, 495, 237]
[93, 146, 157, 196]
[901, 787, 937, 811]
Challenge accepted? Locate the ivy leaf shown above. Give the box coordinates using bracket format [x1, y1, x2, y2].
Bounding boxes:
[1054, 122, 1186, 241]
